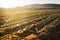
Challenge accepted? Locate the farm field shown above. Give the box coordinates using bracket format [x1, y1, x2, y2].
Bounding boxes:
[0, 4, 60, 40]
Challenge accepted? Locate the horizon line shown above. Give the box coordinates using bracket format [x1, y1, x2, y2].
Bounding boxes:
[0, 3, 60, 8]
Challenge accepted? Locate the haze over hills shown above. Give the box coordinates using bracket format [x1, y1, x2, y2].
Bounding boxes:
[25, 4, 60, 9]
[0, 4, 60, 9]
[6, 4, 60, 9]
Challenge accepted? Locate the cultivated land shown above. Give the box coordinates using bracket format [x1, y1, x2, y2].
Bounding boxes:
[0, 4, 60, 40]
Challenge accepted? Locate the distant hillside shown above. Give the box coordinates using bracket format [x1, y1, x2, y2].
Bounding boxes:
[25, 4, 60, 9]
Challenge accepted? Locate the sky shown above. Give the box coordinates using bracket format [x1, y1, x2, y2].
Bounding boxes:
[0, 0, 60, 8]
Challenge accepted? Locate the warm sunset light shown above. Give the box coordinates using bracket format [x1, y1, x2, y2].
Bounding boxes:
[0, 0, 60, 40]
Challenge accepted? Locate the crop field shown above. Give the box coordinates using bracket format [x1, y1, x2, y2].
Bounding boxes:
[0, 8, 60, 40]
